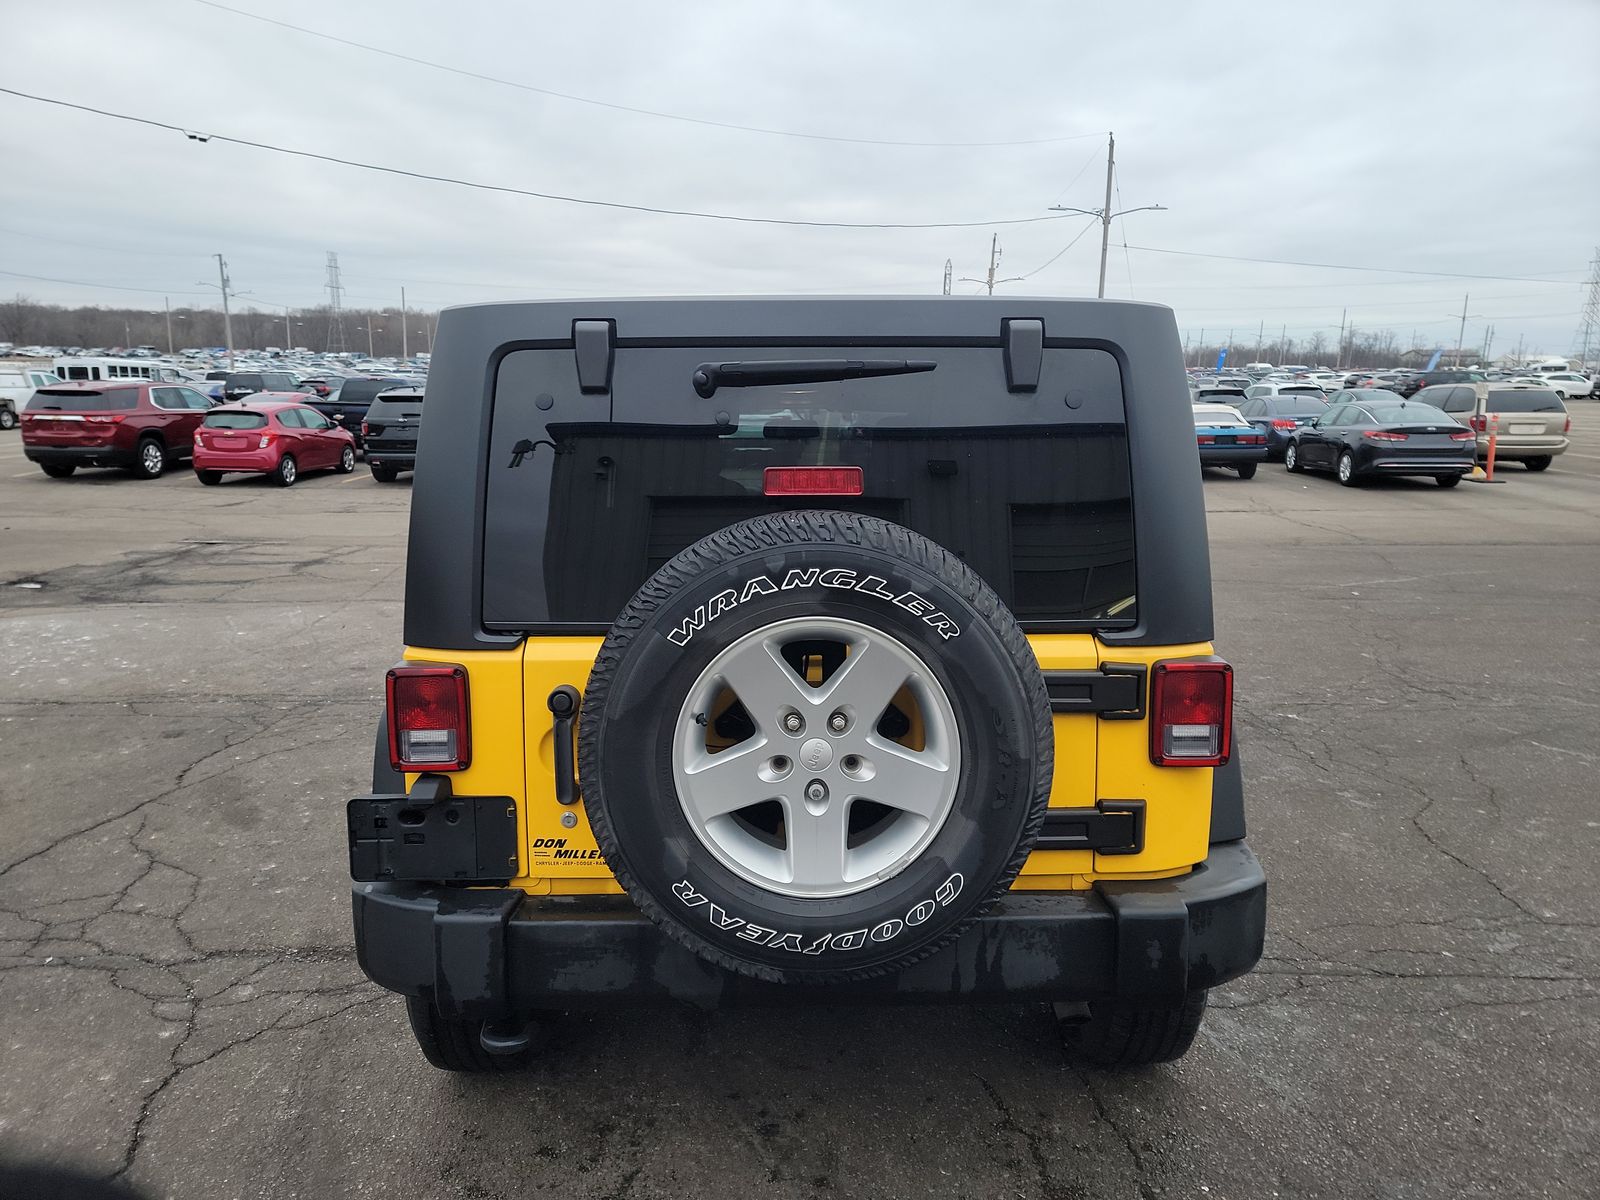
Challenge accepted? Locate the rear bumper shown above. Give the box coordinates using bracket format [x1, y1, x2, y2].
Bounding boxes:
[23, 444, 136, 468]
[364, 448, 416, 469]
[1199, 446, 1268, 465]
[1362, 455, 1474, 476]
[350, 841, 1267, 1016]
[194, 449, 276, 472]
[1477, 436, 1568, 459]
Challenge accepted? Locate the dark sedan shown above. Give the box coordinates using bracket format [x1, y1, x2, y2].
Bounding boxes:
[1284, 398, 1475, 487]
[1234, 392, 1329, 460]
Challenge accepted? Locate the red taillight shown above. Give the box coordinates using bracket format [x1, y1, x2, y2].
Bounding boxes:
[1196, 435, 1216, 445]
[1364, 430, 1408, 442]
[86, 414, 125, 424]
[1449, 430, 1475, 442]
[1270, 418, 1297, 430]
[386, 665, 470, 772]
[1469, 415, 1486, 432]
[763, 465, 863, 496]
[1564, 416, 1571, 434]
[361, 421, 370, 436]
[1240, 433, 1266, 445]
[1150, 659, 1232, 767]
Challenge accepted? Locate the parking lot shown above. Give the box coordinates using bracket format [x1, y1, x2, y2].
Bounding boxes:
[2, 413, 1598, 1199]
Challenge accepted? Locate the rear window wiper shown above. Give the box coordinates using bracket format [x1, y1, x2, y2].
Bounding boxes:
[692, 359, 935, 399]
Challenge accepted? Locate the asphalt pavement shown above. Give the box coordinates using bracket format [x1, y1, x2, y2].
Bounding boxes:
[1, 412, 1597, 1199]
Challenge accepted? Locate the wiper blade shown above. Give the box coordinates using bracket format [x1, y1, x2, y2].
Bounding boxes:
[692, 358, 936, 399]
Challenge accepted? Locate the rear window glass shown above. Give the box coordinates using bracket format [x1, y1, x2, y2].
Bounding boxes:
[485, 344, 1134, 631]
[1365, 403, 1451, 423]
[227, 374, 264, 389]
[1267, 397, 1324, 415]
[203, 411, 268, 429]
[335, 378, 409, 406]
[1281, 385, 1325, 395]
[30, 387, 137, 411]
[1487, 389, 1565, 413]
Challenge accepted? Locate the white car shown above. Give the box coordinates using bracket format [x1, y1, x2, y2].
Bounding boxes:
[1244, 381, 1329, 400]
[1525, 372, 1593, 400]
[0, 365, 61, 428]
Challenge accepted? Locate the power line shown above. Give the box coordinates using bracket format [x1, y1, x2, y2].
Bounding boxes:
[0, 86, 1083, 232]
[190, 0, 1101, 150]
[1019, 217, 1101, 279]
[1125, 244, 1576, 284]
[0, 267, 209, 295]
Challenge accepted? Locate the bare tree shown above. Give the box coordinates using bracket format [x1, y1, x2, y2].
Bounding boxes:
[0, 293, 39, 344]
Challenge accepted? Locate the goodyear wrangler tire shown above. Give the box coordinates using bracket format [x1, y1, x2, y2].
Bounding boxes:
[578, 511, 1053, 984]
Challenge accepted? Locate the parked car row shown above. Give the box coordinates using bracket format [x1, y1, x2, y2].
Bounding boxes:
[1193, 381, 1572, 486]
[15, 380, 420, 486]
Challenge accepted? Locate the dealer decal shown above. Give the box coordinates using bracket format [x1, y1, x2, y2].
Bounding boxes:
[670, 873, 964, 955]
[666, 569, 960, 646]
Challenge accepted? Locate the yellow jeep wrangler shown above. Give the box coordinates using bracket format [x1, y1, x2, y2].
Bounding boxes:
[348, 297, 1265, 1071]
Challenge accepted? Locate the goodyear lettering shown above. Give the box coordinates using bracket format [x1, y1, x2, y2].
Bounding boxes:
[665, 571, 961, 646]
[671, 873, 966, 955]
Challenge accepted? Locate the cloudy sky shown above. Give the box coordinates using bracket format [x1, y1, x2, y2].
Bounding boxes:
[2, 0, 1597, 357]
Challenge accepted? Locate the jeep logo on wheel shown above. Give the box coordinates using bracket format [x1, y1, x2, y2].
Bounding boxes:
[799, 738, 832, 771]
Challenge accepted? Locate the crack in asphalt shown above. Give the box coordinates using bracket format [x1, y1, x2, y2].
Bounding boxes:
[972, 1073, 1083, 1200]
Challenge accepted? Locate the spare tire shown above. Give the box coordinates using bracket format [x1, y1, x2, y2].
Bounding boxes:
[578, 511, 1052, 984]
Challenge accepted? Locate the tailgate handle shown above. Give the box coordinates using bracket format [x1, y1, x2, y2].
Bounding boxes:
[1003, 318, 1044, 392]
[547, 686, 582, 806]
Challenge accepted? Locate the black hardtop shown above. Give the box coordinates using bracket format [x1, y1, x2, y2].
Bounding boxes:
[405, 296, 1214, 651]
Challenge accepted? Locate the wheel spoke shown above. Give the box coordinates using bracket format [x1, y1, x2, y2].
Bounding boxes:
[815, 639, 911, 726]
[679, 739, 773, 822]
[856, 735, 952, 820]
[786, 796, 852, 889]
[716, 636, 814, 726]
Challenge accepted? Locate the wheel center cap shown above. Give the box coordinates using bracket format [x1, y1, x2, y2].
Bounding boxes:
[798, 737, 833, 772]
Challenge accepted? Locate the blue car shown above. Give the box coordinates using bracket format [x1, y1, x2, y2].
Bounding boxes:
[1193, 403, 1268, 479]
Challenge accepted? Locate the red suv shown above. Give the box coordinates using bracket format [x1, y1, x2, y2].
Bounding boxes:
[21, 381, 214, 479]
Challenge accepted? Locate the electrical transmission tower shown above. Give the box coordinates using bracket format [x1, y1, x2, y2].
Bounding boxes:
[325, 251, 347, 353]
[1575, 247, 1600, 370]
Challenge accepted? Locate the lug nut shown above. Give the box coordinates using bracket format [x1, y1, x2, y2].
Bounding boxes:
[805, 780, 828, 803]
[828, 711, 848, 733]
[782, 712, 804, 734]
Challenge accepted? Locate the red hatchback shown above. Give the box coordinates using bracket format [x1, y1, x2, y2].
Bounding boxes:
[22, 381, 214, 479]
[193, 396, 357, 487]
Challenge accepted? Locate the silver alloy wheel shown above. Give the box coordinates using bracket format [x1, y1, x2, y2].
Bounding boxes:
[140, 441, 164, 476]
[1284, 444, 1297, 471]
[672, 616, 961, 899]
[280, 457, 297, 484]
[1338, 451, 1353, 483]
[341, 446, 355, 472]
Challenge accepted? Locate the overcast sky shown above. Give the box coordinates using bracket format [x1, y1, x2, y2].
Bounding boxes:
[2, 0, 1597, 357]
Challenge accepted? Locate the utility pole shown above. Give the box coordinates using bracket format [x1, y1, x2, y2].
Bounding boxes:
[1455, 293, 1469, 367]
[1279, 324, 1287, 362]
[283, 306, 292, 351]
[400, 287, 408, 359]
[367, 314, 375, 359]
[1256, 320, 1264, 362]
[959, 234, 1022, 296]
[941, 259, 952, 296]
[215, 254, 234, 369]
[1482, 324, 1494, 362]
[1096, 133, 1116, 299]
[1335, 309, 1347, 369]
[164, 296, 174, 356]
[1047, 133, 1165, 298]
